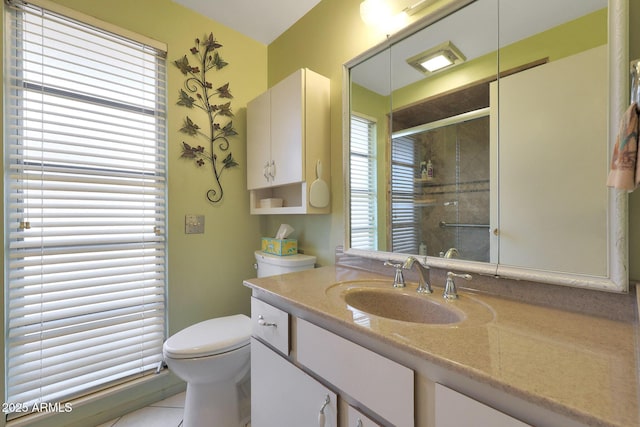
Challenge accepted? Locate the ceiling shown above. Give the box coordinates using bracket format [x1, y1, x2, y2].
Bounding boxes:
[171, 0, 322, 45]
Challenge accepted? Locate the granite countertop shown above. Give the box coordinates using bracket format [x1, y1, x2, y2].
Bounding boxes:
[244, 265, 639, 427]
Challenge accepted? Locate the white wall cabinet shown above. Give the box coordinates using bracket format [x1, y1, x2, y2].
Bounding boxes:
[246, 68, 330, 214]
[246, 90, 272, 190]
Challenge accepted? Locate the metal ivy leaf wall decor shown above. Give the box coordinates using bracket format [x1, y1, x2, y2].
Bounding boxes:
[174, 33, 238, 203]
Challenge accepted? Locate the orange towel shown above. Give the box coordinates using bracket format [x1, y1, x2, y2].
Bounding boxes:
[607, 103, 639, 190]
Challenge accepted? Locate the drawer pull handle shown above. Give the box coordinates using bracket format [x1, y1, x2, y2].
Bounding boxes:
[356, 419, 363, 427]
[318, 394, 330, 426]
[257, 315, 277, 327]
[263, 162, 271, 181]
[270, 160, 276, 179]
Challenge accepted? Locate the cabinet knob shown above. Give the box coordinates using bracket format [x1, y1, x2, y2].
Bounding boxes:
[257, 315, 277, 327]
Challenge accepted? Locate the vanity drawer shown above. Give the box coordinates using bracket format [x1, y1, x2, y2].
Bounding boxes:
[297, 318, 414, 426]
[251, 297, 289, 355]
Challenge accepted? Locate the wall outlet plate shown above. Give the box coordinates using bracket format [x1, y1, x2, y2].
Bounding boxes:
[185, 214, 204, 234]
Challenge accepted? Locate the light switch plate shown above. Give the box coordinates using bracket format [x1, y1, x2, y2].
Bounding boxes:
[185, 214, 204, 234]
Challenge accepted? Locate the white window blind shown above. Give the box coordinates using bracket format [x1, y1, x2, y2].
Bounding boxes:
[391, 135, 418, 253]
[4, 1, 167, 413]
[350, 114, 378, 250]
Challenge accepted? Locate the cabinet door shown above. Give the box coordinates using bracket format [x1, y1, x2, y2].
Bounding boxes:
[247, 90, 272, 190]
[297, 319, 414, 427]
[270, 69, 304, 187]
[347, 406, 381, 427]
[251, 338, 337, 427]
[435, 384, 531, 427]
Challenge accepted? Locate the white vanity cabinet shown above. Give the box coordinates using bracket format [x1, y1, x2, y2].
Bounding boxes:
[435, 384, 531, 427]
[250, 298, 337, 426]
[250, 298, 414, 427]
[246, 68, 330, 214]
[297, 318, 414, 426]
[346, 406, 381, 427]
[252, 338, 338, 427]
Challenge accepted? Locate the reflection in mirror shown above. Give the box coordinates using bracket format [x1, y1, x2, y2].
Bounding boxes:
[495, 0, 608, 276]
[389, 0, 497, 261]
[392, 108, 490, 262]
[346, 0, 628, 291]
[349, 47, 391, 252]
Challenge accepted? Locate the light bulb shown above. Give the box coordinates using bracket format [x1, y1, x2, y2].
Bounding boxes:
[360, 0, 393, 27]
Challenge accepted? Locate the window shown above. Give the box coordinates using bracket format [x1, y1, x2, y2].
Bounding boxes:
[390, 135, 419, 253]
[349, 114, 377, 250]
[4, 1, 167, 414]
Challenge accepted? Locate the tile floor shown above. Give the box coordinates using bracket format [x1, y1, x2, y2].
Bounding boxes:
[97, 392, 186, 427]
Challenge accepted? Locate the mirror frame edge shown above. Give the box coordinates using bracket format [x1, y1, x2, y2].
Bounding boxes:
[342, 0, 630, 293]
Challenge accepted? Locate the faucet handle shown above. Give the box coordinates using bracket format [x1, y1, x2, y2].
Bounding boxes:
[383, 260, 406, 288]
[444, 272, 472, 300]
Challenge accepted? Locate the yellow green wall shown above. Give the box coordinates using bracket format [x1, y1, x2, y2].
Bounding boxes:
[0, 0, 638, 425]
[0, 0, 267, 425]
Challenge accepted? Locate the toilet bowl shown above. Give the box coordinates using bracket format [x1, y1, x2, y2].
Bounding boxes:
[163, 314, 251, 427]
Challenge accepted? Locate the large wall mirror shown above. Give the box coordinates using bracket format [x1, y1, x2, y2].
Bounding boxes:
[344, 0, 629, 292]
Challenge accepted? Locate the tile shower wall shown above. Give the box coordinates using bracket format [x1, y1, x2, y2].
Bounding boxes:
[417, 117, 490, 261]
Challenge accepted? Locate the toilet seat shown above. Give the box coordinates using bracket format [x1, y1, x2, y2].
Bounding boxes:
[163, 314, 251, 359]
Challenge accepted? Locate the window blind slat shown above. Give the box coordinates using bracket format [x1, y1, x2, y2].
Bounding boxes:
[391, 135, 419, 253]
[8, 305, 165, 343]
[9, 327, 165, 370]
[350, 114, 377, 250]
[4, 1, 167, 413]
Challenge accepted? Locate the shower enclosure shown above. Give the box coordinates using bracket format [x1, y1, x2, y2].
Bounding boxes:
[390, 109, 490, 262]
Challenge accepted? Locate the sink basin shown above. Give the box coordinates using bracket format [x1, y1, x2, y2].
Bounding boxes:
[325, 279, 494, 326]
[343, 288, 463, 324]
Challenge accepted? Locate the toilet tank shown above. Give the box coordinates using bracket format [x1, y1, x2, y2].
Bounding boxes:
[254, 250, 316, 278]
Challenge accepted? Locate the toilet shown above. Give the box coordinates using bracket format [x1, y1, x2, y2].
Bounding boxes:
[162, 251, 316, 427]
[163, 315, 252, 427]
[253, 250, 316, 278]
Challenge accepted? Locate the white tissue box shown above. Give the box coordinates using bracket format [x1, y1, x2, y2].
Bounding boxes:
[261, 238, 297, 256]
[259, 198, 283, 208]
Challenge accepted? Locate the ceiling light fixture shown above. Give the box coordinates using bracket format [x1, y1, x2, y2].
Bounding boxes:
[407, 41, 466, 74]
[403, 0, 433, 16]
[359, 0, 394, 27]
[360, 0, 435, 31]
[360, 0, 436, 26]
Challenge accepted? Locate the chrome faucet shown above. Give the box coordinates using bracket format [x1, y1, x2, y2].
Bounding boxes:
[444, 271, 472, 300]
[402, 256, 432, 294]
[443, 248, 460, 259]
[383, 260, 405, 288]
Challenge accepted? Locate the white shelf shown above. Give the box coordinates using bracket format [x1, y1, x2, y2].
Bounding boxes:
[250, 182, 320, 215]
